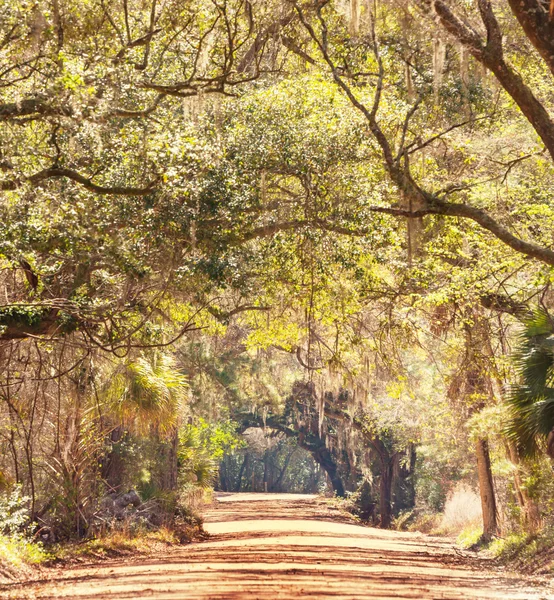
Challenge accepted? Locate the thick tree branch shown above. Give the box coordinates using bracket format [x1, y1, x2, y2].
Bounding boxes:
[237, 12, 295, 73]
[506, 0, 554, 78]
[238, 218, 376, 242]
[207, 304, 271, 322]
[479, 293, 530, 318]
[237, 204, 554, 267]
[281, 35, 317, 65]
[368, 203, 554, 266]
[0, 94, 166, 123]
[295, 3, 554, 268]
[0, 97, 73, 121]
[434, 0, 554, 161]
[109, 94, 166, 118]
[1, 167, 158, 196]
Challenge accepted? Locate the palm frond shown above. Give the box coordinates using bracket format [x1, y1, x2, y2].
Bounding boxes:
[506, 308, 554, 457]
[106, 353, 188, 435]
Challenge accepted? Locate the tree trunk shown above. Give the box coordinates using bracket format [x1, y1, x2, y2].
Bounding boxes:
[251, 463, 257, 492]
[102, 426, 125, 492]
[312, 445, 345, 497]
[475, 438, 498, 541]
[218, 457, 228, 491]
[507, 443, 541, 532]
[271, 449, 295, 492]
[379, 459, 393, 528]
[506, 0, 554, 78]
[158, 429, 179, 492]
[461, 311, 500, 542]
[263, 451, 269, 492]
[236, 453, 248, 492]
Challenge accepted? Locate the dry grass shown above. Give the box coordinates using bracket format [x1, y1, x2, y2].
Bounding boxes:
[402, 484, 483, 539]
[0, 518, 206, 585]
[439, 484, 482, 534]
[54, 521, 204, 564]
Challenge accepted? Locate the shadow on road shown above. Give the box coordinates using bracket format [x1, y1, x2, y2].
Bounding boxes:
[4, 493, 551, 600]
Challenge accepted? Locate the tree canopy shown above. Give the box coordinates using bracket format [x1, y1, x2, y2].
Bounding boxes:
[3, 0, 554, 550]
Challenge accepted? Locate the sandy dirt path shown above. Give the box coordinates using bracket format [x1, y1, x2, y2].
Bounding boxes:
[5, 493, 554, 599]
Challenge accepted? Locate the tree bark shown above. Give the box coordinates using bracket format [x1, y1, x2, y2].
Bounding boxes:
[475, 438, 498, 541]
[312, 444, 345, 497]
[506, 0, 554, 78]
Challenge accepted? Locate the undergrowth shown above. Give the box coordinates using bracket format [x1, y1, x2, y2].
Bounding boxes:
[0, 534, 51, 567]
[0, 506, 206, 583]
[489, 528, 554, 575]
[456, 525, 484, 548]
[53, 523, 204, 563]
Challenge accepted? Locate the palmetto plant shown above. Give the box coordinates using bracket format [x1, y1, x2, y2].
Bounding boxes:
[507, 310, 554, 458]
[109, 353, 188, 436]
[179, 427, 217, 490]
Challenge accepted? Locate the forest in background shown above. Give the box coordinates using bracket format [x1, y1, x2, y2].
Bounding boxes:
[3, 0, 554, 572]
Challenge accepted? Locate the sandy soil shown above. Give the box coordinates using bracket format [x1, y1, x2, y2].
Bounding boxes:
[4, 493, 554, 600]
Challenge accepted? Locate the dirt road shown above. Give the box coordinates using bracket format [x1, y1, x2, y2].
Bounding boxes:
[6, 493, 554, 599]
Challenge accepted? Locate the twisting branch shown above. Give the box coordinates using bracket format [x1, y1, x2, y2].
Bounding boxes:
[433, 0, 554, 161]
[366, 204, 554, 266]
[506, 0, 554, 78]
[0, 94, 166, 122]
[0, 167, 159, 196]
[0, 97, 73, 121]
[109, 94, 166, 118]
[293, 1, 554, 268]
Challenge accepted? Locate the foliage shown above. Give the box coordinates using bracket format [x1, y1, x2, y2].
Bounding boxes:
[186, 419, 245, 462]
[488, 528, 554, 575]
[0, 534, 51, 570]
[441, 484, 483, 535]
[0, 486, 32, 537]
[179, 426, 219, 489]
[112, 353, 189, 436]
[457, 525, 485, 550]
[507, 310, 554, 457]
[3, 0, 554, 561]
[0, 487, 50, 574]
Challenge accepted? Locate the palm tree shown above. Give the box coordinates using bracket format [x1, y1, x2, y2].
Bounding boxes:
[117, 353, 188, 436]
[103, 352, 189, 492]
[179, 426, 217, 490]
[507, 309, 554, 458]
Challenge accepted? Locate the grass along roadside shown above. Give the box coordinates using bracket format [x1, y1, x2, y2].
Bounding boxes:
[0, 533, 52, 583]
[487, 528, 554, 576]
[0, 520, 206, 587]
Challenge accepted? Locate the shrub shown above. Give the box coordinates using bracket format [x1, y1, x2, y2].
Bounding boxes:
[0, 486, 51, 575]
[0, 534, 50, 569]
[0, 486, 32, 536]
[457, 524, 484, 548]
[406, 511, 441, 534]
